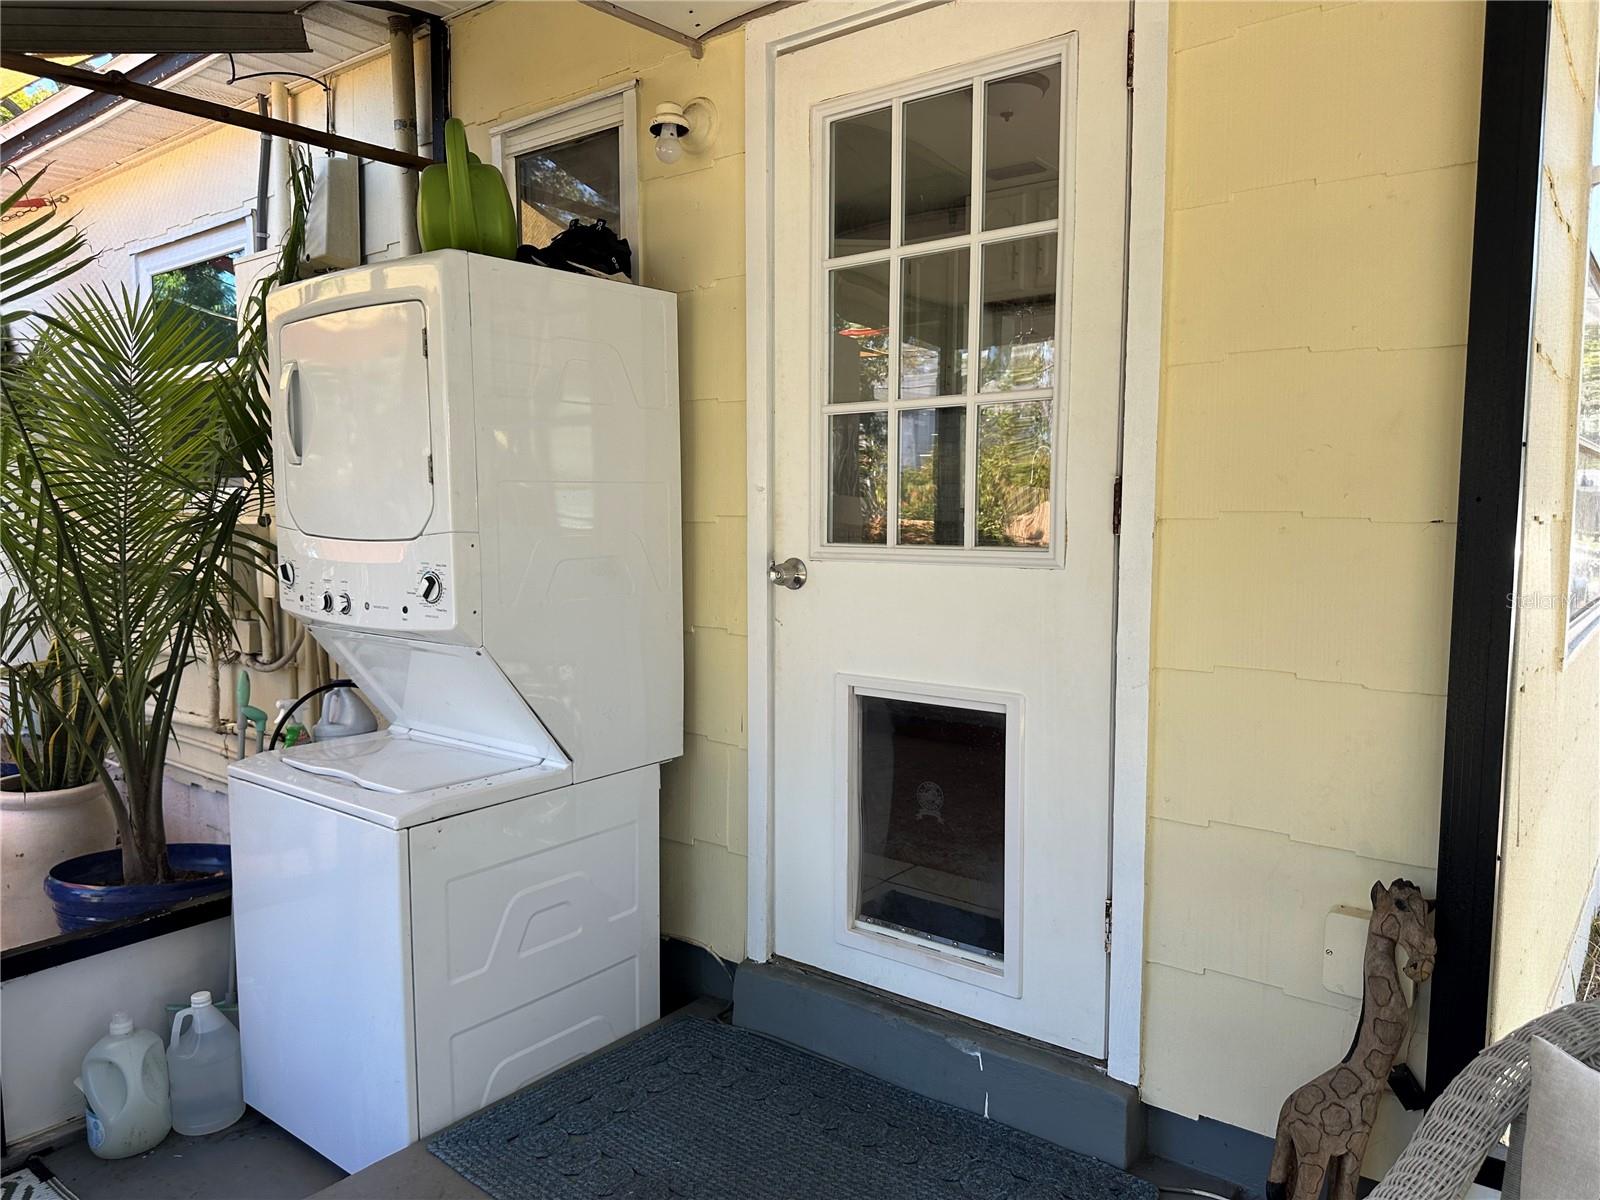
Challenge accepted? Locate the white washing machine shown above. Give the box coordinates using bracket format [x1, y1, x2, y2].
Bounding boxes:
[229, 251, 680, 1173]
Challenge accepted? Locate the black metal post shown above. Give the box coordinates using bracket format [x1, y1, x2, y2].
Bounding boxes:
[1426, 0, 1550, 1099]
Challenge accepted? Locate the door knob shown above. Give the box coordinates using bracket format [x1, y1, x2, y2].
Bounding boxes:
[768, 557, 808, 590]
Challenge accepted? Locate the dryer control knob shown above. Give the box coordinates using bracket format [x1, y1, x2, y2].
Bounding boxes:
[277, 561, 295, 588]
[419, 572, 444, 605]
[338, 592, 353, 616]
[319, 591, 335, 613]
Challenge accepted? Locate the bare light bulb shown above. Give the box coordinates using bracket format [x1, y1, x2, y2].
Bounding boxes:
[654, 124, 684, 165]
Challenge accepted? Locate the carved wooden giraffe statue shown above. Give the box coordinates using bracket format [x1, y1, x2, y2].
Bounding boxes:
[1266, 879, 1436, 1200]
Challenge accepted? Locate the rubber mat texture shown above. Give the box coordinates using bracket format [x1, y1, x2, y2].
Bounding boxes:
[429, 1017, 1156, 1200]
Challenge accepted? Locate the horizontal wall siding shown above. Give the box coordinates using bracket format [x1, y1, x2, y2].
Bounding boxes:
[1144, 0, 1483, 1172]
[1493, 0, 1600, 1037]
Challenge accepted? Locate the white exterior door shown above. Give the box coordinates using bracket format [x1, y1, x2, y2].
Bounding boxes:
[769, 1, 1129, 1056]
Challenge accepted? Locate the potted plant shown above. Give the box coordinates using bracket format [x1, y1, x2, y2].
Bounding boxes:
[1, 645, 118, 946]
[0, 165, 307, 932]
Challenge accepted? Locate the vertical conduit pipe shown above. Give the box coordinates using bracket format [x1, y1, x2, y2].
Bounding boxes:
[388, 14, 421, 256]
[254, 94, 270, 251]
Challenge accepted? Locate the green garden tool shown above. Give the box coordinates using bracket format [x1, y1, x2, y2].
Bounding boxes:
[417, 118, 517, 259]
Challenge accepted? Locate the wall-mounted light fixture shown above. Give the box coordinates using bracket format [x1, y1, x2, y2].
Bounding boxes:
[649, 98, 717, 165]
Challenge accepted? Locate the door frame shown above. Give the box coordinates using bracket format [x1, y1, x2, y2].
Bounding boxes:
[743, 0, 1168, 1089]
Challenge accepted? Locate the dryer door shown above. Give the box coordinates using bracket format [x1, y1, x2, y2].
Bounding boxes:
[279, 300, 434, 541]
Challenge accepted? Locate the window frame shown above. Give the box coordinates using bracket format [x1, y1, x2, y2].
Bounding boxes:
[133, 211, 253, 298]
[1570, 122, 1600, 654]
[131, 211, 253, 369]
[489, 82, 641, 279]
[810, 40, 1077, 567]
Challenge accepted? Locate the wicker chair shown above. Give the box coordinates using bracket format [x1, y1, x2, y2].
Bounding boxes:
[1370, 1001, 1600, 1200]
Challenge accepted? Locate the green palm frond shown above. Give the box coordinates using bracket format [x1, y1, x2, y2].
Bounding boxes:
[1, 168, 97, 334]
[0, 287, 268, 879]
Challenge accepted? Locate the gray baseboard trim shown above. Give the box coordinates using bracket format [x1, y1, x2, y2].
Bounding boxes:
[731, 959, 1143, 1170]
[1144, 1107, 1274, 1197]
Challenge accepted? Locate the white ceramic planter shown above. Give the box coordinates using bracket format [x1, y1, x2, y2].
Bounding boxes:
[1, 781, 119, 949]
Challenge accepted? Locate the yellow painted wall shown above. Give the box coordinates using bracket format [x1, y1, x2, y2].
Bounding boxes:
[1493, 0, 1600, 1036]
[451, 1, 749, 962]
[1144, 0, 1482, 1169]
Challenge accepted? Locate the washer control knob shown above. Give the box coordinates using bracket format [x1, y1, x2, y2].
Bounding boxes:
[319, 591, 335, 614]
[419, 571, 444, 606]
[338, 592, 353, 616]
[277, 561, 295, 587]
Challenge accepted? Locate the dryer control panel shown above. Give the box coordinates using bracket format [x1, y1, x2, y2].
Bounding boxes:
[275, 528, 481, 646]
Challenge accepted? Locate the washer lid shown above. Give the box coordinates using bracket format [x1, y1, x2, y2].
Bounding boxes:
[231, 729, 573, 828]
[279, 735, 533, 794]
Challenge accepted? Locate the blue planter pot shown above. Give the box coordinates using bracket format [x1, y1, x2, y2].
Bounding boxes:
[45, 843, 231, 933]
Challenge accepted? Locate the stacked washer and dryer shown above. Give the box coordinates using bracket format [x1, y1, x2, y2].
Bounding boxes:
[228, 250, 681, 1172]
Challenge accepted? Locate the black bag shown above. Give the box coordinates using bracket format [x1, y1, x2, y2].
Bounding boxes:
[516, 218, 633, 280]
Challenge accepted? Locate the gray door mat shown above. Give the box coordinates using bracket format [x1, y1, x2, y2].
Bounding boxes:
[428, 1017, 1157, 1200]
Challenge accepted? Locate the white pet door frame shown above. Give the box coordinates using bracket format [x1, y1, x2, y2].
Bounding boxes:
[835, 675, 1024, 996]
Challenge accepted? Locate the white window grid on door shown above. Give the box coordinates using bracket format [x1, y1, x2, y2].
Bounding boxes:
[489, 82, 641, 278]
[809, 38, 1077, 566]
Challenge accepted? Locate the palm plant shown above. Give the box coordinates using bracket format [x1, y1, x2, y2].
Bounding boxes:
[0, 156, 310, 886]
[2, 169, 102, 793]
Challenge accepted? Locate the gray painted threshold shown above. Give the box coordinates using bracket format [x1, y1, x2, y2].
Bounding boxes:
[731, 959, 1144, 1170]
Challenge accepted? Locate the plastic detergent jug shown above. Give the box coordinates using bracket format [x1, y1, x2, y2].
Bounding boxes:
[168, 990, 245, 1136]
[75, 1012, 171, 1159]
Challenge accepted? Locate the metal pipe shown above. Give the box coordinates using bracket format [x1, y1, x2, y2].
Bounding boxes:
[388, 14, 421, 256]
[268, 80, 293, 245]
[0, 51, 431, 172]
[253, 94, 270, 251]
[427, 15, 449, 162]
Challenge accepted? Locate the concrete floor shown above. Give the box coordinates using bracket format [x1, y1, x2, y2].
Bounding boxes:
[37, 1109, 343, 1200]
[31, 1002, 1256, 1200]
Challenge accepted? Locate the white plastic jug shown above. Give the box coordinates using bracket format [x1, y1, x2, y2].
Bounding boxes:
[75, 1012, 171, 1159]
[167, 990, 245, 1136]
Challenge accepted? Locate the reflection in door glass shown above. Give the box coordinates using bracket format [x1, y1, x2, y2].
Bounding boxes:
[830, 262, 891, 404]
[977, 401, 1051, 548]
[899, 407, 966, 546]
[856, 695, 1005, 959]
[983, 65, 1061, 230]
[831, 107, 893, 256]
[980, 234, 1057, 392]
[903, 88, 972, 244]
[829, 412, 889, 544]
[901, 250, 969, 399]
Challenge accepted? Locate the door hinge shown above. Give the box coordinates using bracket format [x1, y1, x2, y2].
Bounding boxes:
[1112, 475, 1123, 537]
[421, 328, 429, 358]
[1126, 28, 1135, 90]
[1104, 898, 1114, 954]
[427, 454, 434, 484]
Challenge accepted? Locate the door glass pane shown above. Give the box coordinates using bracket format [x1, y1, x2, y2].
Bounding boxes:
[898, 407, 966, 546]
[830, 262, 891, 404]
[979, 234, 1057, 392]
[903, 87, 972, 244]
[977, 401, 1051, 548]
[832, 107, 893, 255]
[901, 249, 969, 399]
[983, 64, 1061, 230]
[514, 127, 621, 248]
[829, 412, 889, 544]
[856, 695, 1005, 959]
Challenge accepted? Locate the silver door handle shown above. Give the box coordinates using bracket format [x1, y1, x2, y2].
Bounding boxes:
[281, 360, 303, 465]
[768, 557, 807, 590]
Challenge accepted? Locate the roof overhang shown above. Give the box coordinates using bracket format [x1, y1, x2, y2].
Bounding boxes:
[1, 3, 313, 54]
